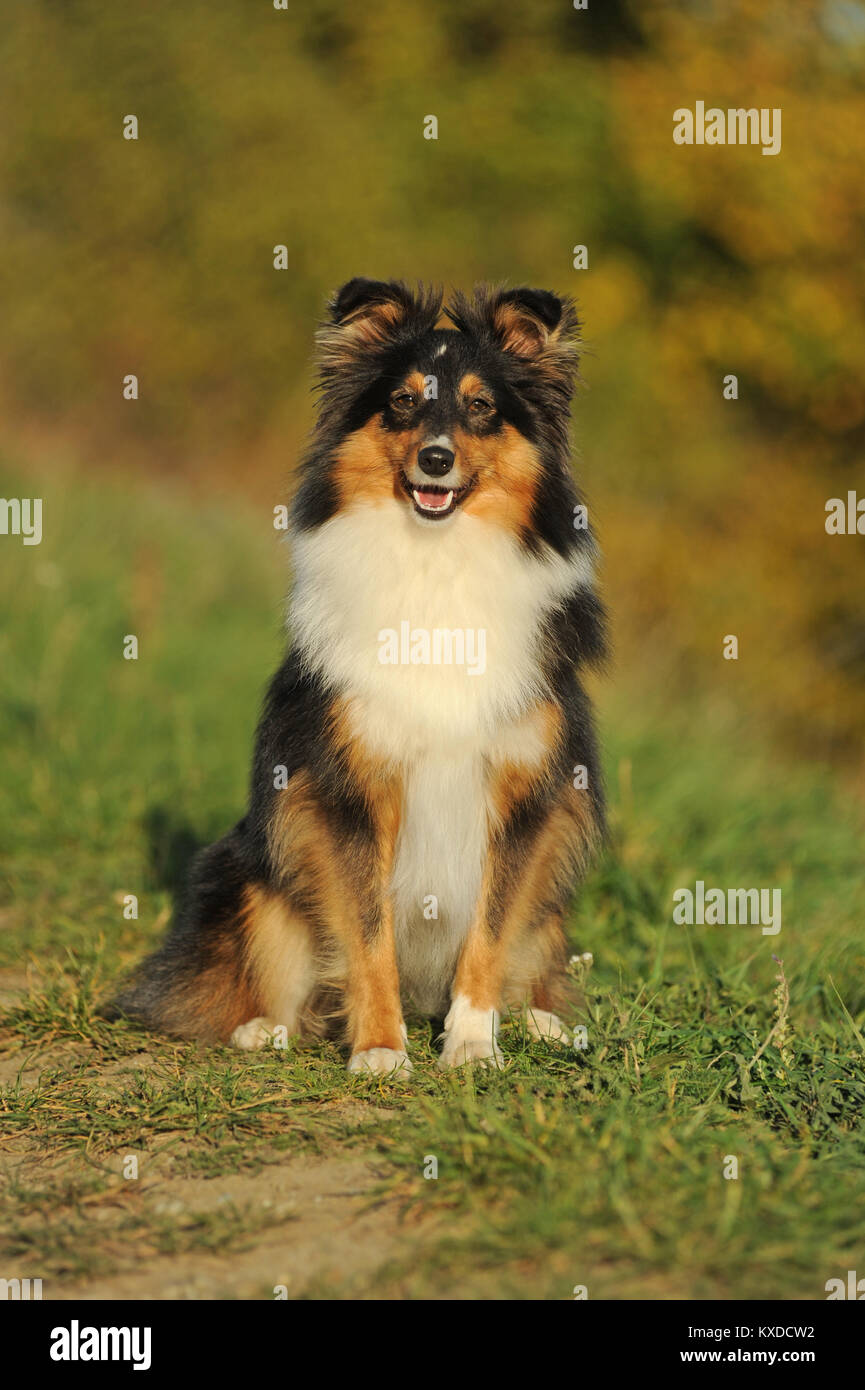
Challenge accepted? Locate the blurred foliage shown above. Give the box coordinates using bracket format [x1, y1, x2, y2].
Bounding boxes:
[1, 0, 864, 760]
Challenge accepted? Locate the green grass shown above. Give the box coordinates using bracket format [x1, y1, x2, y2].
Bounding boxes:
[1, 460, 864, 1299]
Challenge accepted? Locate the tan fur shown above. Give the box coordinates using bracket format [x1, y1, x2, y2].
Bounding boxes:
[267, 770, 359, 945]
[489, 292, 581, 385]
[155, 955, 259, 1043]
[458, 373, 487, 398]
[150, 891, 270, 1042]
[487, 701, 563, 826]
[317, 299, 409, 369]
[192, 701, 595, 1054]
[264, 711, 407, 1052]
[457, 423, 542, 535]
[452, 777, 601, 1021]
[242, 885, 316, 1034]
[328, 697, 403, 850]
[448, 861, 499, 1009]
[403, 369, 427, 398]
[329, 373, 545, 542]
[331, 419, 406, 509]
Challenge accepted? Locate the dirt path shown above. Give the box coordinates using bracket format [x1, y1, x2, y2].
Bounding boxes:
[51, 1154, 406, 1300]
[0, 969, 427, 1300]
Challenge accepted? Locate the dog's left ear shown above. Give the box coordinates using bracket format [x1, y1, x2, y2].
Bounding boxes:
[490, 287, 570, 358]
[447, 285, 580, 386]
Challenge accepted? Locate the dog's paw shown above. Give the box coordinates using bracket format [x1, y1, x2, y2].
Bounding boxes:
[438, 1035, 505, 1070]
[525, 1008, 571, 1045]
[348, 1047, 412, 1076]
[230, 1016, 283, 1051]
[439, 996, 503, 1070]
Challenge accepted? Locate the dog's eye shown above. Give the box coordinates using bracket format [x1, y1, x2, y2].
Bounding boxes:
[390, 391, 416, 410]
[469, 396, 494, 414]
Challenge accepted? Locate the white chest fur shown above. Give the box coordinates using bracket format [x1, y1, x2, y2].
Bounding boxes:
[289, 501, 592, 1011]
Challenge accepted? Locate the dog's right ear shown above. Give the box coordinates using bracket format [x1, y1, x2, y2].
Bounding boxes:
[318, 279, 442, 373]
[329, 277, 409, 326]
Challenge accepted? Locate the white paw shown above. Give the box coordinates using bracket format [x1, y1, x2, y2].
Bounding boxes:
[230, 1016, 283, 1051]
[439, 1036, 505, 1070]
[525, 1008, 571, 1045]
[347, 1047, 412, 1076]
[439, 995, 503, 1070]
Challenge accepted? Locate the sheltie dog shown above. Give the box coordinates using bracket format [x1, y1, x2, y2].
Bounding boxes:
[112, 279, 607, 1073]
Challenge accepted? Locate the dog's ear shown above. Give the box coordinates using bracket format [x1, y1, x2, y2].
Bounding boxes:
[329, 278, 413, 332]
[489, 287, 571, 358]
[447, 285, 580, 387]
[318, 279, 442, 372]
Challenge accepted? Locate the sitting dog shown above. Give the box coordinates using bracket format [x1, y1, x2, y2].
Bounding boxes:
[113, 279, 606, 1073]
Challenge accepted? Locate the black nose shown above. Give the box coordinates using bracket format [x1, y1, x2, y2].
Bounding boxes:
[417, 444, 455, 477]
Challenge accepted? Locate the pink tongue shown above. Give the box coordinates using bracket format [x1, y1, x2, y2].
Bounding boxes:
[416, 490, 449, 509]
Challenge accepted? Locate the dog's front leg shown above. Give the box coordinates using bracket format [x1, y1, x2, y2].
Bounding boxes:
[345, 899, 411, 1075]
[439, 883, 506, 1069]
[439, 811, 540, 1070]
[440, 779, 601, 1070]
[340, 770, 408, 1075]
[269, 751, 408, 1074]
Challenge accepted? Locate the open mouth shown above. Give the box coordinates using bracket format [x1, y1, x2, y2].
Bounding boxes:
[401, 474, 473, 521]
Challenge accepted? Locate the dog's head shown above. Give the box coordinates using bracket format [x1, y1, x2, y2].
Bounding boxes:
[296, 278, 582, 550]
